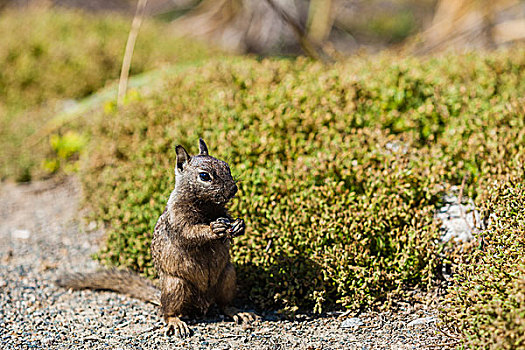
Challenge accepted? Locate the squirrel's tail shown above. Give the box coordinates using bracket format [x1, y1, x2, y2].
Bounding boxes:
[56, 268, 161, 305]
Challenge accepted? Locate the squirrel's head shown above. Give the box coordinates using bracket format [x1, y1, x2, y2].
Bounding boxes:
[174, 139, 238, 206]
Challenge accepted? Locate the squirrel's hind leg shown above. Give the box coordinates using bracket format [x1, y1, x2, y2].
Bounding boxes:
[216, 263, 258, 324]
[166, 316, 191, 337]
[222, 306, 258, 324]
[160, 275, 193, 337]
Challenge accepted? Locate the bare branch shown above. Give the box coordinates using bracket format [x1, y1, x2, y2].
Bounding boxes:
[264, 0, 333, 63]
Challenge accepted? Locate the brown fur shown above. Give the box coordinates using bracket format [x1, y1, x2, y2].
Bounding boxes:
[55, 268, 161, 305]
[56, 139, 255, 337]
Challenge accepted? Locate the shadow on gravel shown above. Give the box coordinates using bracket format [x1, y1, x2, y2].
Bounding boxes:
[234, 254, 334, 317]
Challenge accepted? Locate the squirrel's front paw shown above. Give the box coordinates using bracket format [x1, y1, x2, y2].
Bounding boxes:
[211, 217, 231, 237]
[228, 218, 245, 237]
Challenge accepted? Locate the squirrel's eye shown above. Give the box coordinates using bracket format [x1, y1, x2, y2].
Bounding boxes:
[199, 172, 212, 182]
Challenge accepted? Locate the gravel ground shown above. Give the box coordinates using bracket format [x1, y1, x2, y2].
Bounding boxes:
[0, 177, 458, 349]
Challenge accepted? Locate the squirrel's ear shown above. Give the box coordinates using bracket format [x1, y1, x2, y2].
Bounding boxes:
[175, 145, 191, 173]
[198, 138, 209, 156]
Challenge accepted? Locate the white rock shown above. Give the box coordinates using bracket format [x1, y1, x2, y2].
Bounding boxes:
[407, 317, 437, 327]
[12, 229, 31, 240]
[340, 317, 364, 328]
[437, 191, 480, 243]
[87, 221, 98, 232]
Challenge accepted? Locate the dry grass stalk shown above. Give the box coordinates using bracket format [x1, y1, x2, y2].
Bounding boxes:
[117, 0, 149, 108]
[306, 0, 334, 45]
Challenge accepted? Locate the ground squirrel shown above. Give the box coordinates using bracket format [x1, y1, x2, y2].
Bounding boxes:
[57, 139, 256, 337]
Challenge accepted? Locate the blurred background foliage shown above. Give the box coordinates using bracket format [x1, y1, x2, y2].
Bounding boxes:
[1, 1, 524, 349]
[2, 0, 525, 55]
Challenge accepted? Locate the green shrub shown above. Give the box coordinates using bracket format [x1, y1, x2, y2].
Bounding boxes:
[443, 172, 525, 349]
[79, 49, 525, 315]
